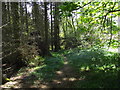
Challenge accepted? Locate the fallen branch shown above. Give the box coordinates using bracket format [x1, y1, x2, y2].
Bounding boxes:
[0, 22, 10, 29]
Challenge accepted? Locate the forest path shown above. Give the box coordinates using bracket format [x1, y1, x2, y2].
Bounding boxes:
[1, 55, 83, 88]
[48, 55, 83, 88]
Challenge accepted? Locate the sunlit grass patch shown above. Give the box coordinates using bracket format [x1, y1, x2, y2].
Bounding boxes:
[30, 53, 64, 82]
[64, 47, 119, 88]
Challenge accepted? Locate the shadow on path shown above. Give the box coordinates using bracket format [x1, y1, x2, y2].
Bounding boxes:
[1, 55, 85, 88]
[48, 56, 85, 88]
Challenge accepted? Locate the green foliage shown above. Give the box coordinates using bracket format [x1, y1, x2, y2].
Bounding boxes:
[29, 56, 45, 66]
[59, 2, 119, 49]
[30, 52, 64, 81]
[3, 2, 120, 87]
[59, 2, 78, 12]
[59, 2, 78, 17]
[63, 47, 119, 88]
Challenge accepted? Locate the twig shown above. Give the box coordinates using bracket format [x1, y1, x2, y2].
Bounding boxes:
[0, 22, 10, 29]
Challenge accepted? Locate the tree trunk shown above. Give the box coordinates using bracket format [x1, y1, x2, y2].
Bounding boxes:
[44, 2, 50, 55]
[25, 2, 28, 33]
[54, 2, 60, 52]
[11, 2, 20, 47]
[50, 2, 54, 51]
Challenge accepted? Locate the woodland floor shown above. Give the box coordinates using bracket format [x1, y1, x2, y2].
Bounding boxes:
[1, 48, 119, 88]
[49, 56, 83, 88]
[1, 55, 82, 88]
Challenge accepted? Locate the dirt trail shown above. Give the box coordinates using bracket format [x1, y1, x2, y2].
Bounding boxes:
[1, 56, 83, 88]
[49, 56, 82, 88]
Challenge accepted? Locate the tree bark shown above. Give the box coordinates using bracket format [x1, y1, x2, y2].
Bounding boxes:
[54, 2, 60, 52]
[50, 2, 54, 51]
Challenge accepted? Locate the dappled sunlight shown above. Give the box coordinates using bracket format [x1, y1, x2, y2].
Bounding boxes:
[10, 76, 24, 81]
[78, 77, 85, 80]
[2, 48, 119, 88]
[108, 48, 118, 53]
[62, 77, 68, 81]
[53, 80, 62, 84]
[56, 71, 63, 75]
[39, 84, 50, 88]
[62, 77, 85, 82]
[64, 61, 68, 65]
[62, 77, 77, 81]
[68, 77, 85, 81]
[67, 77, 77, 81]
[65, 48, 119, 88]
[5, 81, 18, 85]
[1, 81, 19, 88]
[2, 1, 119, 88]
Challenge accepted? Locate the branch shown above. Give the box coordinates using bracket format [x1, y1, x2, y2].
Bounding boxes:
[0, 22, 10, 29]
[109, 9, 120, 13]
[81, 2, 92, 8]
[102, 9, 120, 28]
[76, 1, 92, 10]
[105, 9, 120, 17]
[108, 15, 113, 49]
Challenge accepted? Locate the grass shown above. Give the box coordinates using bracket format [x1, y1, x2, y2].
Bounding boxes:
[8, 47, 119, 88]
[30, 52, 64, 82]
[12, 52, 64, 87]
[64, 47, 119, 88]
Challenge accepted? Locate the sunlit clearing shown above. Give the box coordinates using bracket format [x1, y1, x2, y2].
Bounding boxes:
[53, 80, 61, 84]
[56, 71, 63, 75]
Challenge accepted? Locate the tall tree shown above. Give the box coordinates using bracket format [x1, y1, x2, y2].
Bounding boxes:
[50, 2, 54, 51]
[11, 2, 20, 47]
[19, 2, 25, 43]
[32, 2, 51, 56]
[54, 2, 60, 51]
[25, 2, 28, 33]
[44, 2, 49, 54]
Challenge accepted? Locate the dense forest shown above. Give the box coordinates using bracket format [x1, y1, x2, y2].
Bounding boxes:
[1, 1, 120, 88]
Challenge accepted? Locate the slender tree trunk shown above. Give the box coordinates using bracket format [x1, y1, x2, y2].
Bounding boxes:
[118, 2, 120, 54]
[108, 15, 113, 49]
[25, 2, 28, 33]
[11, 2, 20, 47]
[19, 2, 24, 44]
[44, 2, 49, 55]
[50, 2, 54, 51]
[54, 2, 60, 51]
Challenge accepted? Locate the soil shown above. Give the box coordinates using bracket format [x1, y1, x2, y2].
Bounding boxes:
[1, 56, 84, 88]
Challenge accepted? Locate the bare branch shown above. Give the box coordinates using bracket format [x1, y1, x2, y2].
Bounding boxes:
[76, 1, 92, 10]
[0, 22, 10, 29]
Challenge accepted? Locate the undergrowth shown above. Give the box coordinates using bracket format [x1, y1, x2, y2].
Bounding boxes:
[64, 47, 119, 88]
[13, 47, 119, 88]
